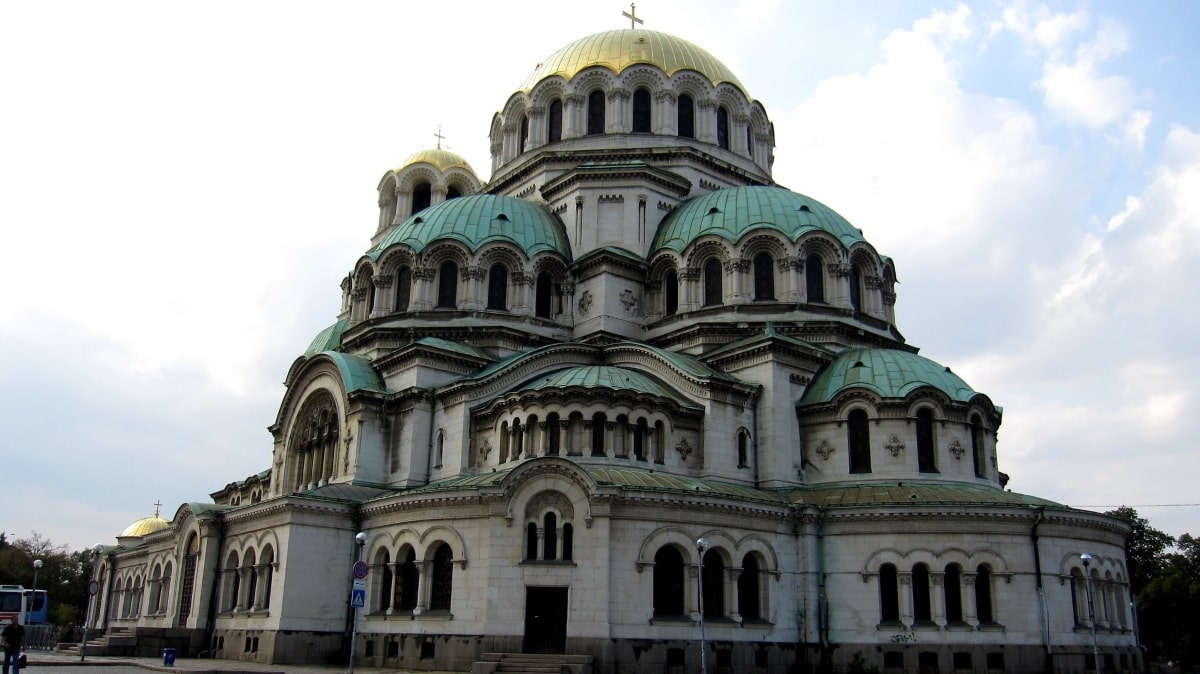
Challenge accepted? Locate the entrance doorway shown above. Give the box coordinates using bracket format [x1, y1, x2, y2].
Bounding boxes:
[523, 586, 568, 653]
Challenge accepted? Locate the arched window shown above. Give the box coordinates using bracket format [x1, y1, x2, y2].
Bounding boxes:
[429, 544, 453, 611]
[753, 252, 775, 301]
[395, 268, 412, 312]
[848, 408, 872, 473]
[880, 563, 899, 622]
[849, 263, 863, 312]
[359, 269, 375, 316]
[519, 115, 529, 153]
[806, 254, 825, 303]
[587, 90, 605, 135]
[737, 429, 749, 467]
[970, 415, 986, 478]
[634, 418, 648, 460]
[543, 513, 558, 560]
[913, 563, 932, 622]
[397, 548, 418, 611]
[377, 549, 393, 612]
[701, 549, 724, 618]
[437, 261, 458, 309]
[717, 106, 730, 149]
[664, 269, 678, 315]
[591, 412, 607, 456]
[1071, 568, 1086, 625]
[487, 264, 508, 311]
[944, 564, 963, 623]
[548, 99, 563, 143]
[412, 182, 432, 215]
[738, 554, 761, 620]
[290, 391, 339, 491]
[526, 523, 538, 561]
[447, 185, 462, 199]
[562, 524, 573, 561]
[678, 94, 695, 138]
[917, 408, 937, 473]
[976, 564, 994, 623]
[653, 547, 685, 616]
[633, 88, 652, 132]
[703, 258, 723, 306]
[547, 412, 561, 455]
[535, 271, 554, 318]
[746, 125, 754, 161]
[225, 552, 240, 611]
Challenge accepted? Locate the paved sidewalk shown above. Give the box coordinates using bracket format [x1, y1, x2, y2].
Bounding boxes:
[23, 648, 458, 674]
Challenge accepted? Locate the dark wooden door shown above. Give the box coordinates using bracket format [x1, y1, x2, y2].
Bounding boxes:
[523, 586, 568, 653]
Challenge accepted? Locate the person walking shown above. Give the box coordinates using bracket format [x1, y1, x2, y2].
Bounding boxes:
[1, 620, 24, 674]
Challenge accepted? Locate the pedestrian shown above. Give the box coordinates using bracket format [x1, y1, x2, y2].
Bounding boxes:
[1, 619, 24, 674]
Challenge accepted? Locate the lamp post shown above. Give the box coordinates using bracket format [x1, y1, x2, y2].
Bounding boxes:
[348, 532, 367, 674]
[696, 537, 709, 674]
[80, 544, 103, 661]
[1081, 553, 1101, 673]
[29, 559, 43, 625]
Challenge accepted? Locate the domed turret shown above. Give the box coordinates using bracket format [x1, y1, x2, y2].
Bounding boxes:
[396, 147, 475, 174]
[371, 193, 570, 258]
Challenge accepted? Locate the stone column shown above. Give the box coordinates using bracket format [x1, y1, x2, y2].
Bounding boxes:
[370, 275, 392, 319]
[899, 573, 914, 627]
[963, 573, 979, 625]
[931, 572, 946, 627]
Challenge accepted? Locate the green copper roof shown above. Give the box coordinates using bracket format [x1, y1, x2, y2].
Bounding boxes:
[316, 351, 388, 395]
[652, 186, 867, 254]
[515, 365, 700, 409]
[785, 481, 1064, 509]
[413, 336, 494, 362]
[799, 348, 976, 406]
[304, 320, 348, 357]
[371, 194, 571, 258]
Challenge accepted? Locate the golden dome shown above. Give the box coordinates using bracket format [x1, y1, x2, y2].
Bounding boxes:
[120, 511, 170, 537]
[520, 29, 745, 92]
[397, 148, 474, 174]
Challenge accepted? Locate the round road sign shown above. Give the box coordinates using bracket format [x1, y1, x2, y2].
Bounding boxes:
[352, 560, 368, 579]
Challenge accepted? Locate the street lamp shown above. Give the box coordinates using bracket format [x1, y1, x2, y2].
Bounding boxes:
[348, 532, 368, 674]
[1081, 553, 1101, 673]
[696, 537, 709, 674]
[80, 544, 103, 661]
[29, 559, 43, 625]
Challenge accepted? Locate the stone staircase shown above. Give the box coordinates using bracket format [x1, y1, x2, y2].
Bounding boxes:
[473, 652, 593, 674]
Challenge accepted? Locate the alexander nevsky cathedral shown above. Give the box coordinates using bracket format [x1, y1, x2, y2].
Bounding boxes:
[90, 16, 1141, 674]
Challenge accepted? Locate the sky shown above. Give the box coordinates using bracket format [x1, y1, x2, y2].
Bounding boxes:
[1, 0, 1197, 552]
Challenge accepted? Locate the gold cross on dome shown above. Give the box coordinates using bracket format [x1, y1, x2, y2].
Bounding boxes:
[433, 126, 445, 149]
[623, 3, 643, 29]
[153, 500, 162, 517]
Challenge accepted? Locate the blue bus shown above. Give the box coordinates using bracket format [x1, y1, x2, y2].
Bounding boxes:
[0, 585, 48, 626]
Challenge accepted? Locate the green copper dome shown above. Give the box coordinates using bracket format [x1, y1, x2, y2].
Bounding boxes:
[515, 365, 699, 409]
[371, 194, 571, 258]
[652, 186, 867, 254]
[799, 349, 976, 405]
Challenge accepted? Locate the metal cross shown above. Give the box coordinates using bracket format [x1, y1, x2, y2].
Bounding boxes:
[153, 500, 162, 516]
[622, 3, 643, 29]
[433, 126, 445, 149]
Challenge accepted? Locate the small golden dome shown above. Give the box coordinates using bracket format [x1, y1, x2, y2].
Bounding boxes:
[397, 148, 474, 174]
[520, 29, 746, 92]
[120, 504, 170, 537]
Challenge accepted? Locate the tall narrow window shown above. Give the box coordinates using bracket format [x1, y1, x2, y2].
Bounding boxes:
[395, 268, 412, 312]
[398, 549, 418, 611]
[703, 258, 723, 306]
[591, 413, 607, 456]
[753, 252, 775, 301]
[633, 88, 652, 132]
[746, 125, 754, 160]
[587, 90, 605, 135]
[806, 254, 825, 303]
[519, 115, 529, 153]
[377, 550, 393, 612]
[548, 99, 563, 143]
[634, 418, 647, 460]
[543, 513, 557, 560]
[971, 415, 986, 478]
[653, 547, 685, 615]
[916, 408, 937, 473]
[664, 269, 678, 315]
[535, 272, 553, 318]
[913, 564, 932, 622]
[547, 412, 560, 455]
[848, 409, 872, 473]
[717, 106, 730, 149]
[437, 261, 458, 308]
[678, 94, 695, 138]
[850, 264, 863, 312]
[429, 544, 453, 611]
[944, 564, 963, 622]
[880, 563, 899, 622]
[738, 554, 761, 620]
[412, 182, 431, 215]
[487, 264, 508, 311]
[562, 524, 573, 561]
[976, 564, 994, 623]
[701, 549, 724, 618]
[737, 429, 749, 467]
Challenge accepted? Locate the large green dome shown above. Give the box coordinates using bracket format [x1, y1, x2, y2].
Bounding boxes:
[799, 349, 977, 405]
[371, 194, 571, 259]
[651, 186, 866, 254]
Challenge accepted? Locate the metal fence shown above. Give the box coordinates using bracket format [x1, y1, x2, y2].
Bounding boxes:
[23, 624, 64, 650]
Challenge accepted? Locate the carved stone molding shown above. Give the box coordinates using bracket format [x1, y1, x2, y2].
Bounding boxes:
[620, 289, 639, 314]
[885, 434, 906, 457]
[578, 290, 593, 315]
[676, 437, 693, 459]
[815, 439, 835, 461]
[949, 438, 965, 460]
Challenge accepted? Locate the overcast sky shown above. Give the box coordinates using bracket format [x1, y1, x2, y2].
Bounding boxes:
[2, 0, 1197, 551]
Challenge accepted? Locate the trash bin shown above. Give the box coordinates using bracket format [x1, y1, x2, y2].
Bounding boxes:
[163, 648, 176, 665]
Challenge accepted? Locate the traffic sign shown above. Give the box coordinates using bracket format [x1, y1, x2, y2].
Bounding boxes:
[352, 560, 368, 579]
[87, 580, 100, 596]
[351, 579, 366, 608]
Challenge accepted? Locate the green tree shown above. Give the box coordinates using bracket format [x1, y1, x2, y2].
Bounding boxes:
[0, 531, 95, 626]
[1105, 506, 1175, 594]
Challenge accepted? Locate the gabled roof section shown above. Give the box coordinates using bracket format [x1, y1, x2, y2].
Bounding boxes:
[304, 319, 348, 357]
[703, 323, 833, 360]
[798, 348, 976, 406]
[414, 336, 495, 362]
[513, 365, 702, 410]
[314, 351, 388, 395]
